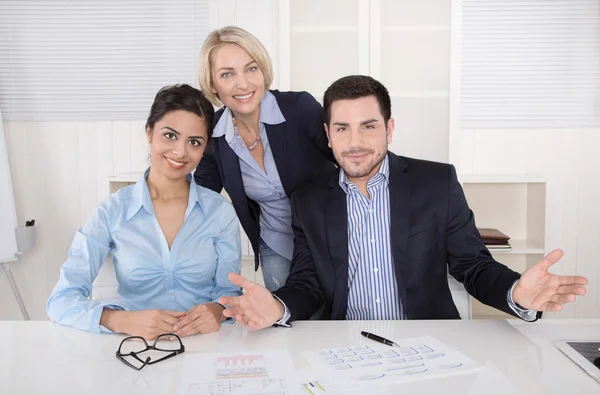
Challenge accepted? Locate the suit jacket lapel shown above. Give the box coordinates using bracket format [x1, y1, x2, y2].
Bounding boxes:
[388, 153, 411, 317]
[325, 171, 350, 319]
[265, 123, 289, 195]
[217, 138, 247, 210]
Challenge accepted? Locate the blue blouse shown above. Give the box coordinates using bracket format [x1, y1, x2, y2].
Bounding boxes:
[46, 169, 242, 333]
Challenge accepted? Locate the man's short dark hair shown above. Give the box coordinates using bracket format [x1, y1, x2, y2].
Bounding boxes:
[323, 75, 392, 125]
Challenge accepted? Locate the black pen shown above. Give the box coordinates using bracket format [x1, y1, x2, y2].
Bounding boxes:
[361, 331, 399, 347]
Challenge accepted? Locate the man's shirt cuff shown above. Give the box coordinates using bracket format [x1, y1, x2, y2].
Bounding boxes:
[272, 295, 292, 328]
[507, 280, 538, 322]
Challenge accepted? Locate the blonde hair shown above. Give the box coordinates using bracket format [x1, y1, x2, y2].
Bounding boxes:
[199, 26, 274, 106]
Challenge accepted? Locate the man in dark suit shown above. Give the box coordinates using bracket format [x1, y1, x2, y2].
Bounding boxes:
[220, 75, 588, 329]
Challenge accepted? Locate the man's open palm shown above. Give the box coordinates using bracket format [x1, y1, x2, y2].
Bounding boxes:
[219, 273, 285, 331]
[513, 249, 587, 312]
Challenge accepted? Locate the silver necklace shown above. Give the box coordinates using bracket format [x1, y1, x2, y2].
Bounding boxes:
[232, 116, 261, 150]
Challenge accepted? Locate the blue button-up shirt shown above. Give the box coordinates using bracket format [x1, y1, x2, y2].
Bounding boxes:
[46, 169, 242, 333]
[213, 91, 293, 260]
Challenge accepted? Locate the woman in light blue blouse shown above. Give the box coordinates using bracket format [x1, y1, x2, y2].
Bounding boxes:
[47, 84, 242, 340]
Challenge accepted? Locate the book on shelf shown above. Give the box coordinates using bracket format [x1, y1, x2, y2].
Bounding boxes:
[478, 228, 511, 251]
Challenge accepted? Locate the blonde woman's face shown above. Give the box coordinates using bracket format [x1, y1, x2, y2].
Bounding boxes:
[210, 44, 265, 116]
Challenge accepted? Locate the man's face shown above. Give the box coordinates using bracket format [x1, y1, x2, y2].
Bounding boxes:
[325, 95, 394, 180]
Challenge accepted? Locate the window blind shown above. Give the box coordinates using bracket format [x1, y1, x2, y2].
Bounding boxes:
[0, 0, 210, 121]
[460, 0, 600, 128]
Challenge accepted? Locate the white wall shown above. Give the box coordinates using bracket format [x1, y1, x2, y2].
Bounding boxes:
[1, 121, 145, 320]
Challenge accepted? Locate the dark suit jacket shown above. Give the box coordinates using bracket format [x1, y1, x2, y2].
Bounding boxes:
[274, 152, 524, 321]
[194, 90, 336, 270]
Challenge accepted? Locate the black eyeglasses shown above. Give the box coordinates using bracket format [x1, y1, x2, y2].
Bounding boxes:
[116, 333, 185, 371]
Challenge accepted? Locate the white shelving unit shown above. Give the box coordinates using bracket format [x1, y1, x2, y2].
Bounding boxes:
[459, 174, 547, 319]
[108, 173, 141, 194]
[108, 173, 142, 183]
[285, 0, 368, 97]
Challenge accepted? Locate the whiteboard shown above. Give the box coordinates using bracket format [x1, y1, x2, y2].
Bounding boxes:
[0, 109, 18, 262]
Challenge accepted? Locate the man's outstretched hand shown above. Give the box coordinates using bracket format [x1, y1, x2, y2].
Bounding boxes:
[513, 249, 587, 312]
[219, 273, 286, 331]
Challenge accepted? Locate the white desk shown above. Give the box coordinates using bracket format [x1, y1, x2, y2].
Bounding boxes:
[0, 319, 598, 395]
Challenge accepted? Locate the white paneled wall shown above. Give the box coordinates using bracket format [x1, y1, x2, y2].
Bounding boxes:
[452, 128, 600, 319]
[375, 0, 450, 163]
[1, 121, 146, 320]
[284, 0, 450, 163]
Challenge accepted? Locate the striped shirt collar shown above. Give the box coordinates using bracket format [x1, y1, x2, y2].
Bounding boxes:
[339, 154, 390, 194]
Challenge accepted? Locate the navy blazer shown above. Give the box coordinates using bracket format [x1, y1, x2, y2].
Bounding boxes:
[274, 152, 529, 321]
[194, 90, 337, 270]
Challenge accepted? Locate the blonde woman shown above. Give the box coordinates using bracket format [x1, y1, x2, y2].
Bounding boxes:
[194, 26, 336, 292]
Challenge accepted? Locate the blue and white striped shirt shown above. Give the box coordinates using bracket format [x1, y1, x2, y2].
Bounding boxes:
[340, 156, 403, 320]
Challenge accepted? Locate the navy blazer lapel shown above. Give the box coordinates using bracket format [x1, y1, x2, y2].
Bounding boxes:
[217, 137, 246, 207]
[265, 123, 289, 195]
[211, 109, 246, 203]
[388, 153, 411, 315]
[325, 170, 349, 319]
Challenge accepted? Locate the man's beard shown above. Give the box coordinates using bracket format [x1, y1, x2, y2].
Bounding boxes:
[339, 147, 387, 179]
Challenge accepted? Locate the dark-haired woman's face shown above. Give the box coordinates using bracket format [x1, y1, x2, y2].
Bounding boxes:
[147, 110, 208, 180]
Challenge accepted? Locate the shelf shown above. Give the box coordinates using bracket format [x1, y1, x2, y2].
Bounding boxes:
[488, 240, 544, 255]
[291, 25, 358, 33]
[292, 25, 451, 34]
[459, 175, 546, 184]
[310, 92, 450, 104]
[389, 91, 449, 98]
[381, 25, 450, 32]
[109, 173, 143, 183]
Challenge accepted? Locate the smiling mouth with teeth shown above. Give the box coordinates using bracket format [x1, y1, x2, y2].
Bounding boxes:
[165, 157, 186, 167]
[233, 92, 254, 100]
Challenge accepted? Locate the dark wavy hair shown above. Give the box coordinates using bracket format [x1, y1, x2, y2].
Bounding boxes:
[145, 84, 215, 140]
